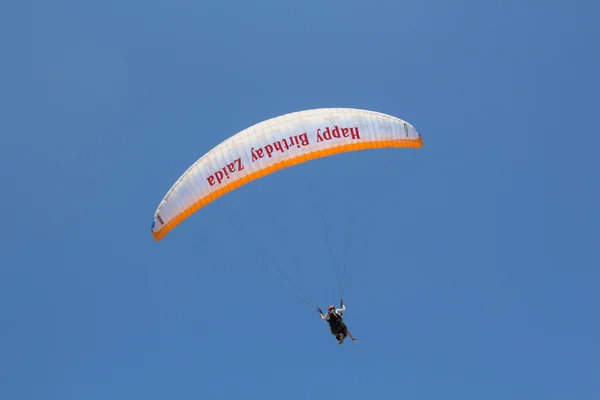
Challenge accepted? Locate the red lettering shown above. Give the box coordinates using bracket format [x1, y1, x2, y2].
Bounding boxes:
[265, 144, 274, 158]
[274, 140, 284, 153]
[331, 126, 341, 139]
[249, 134, 311, 166]
[316, 129, 324, 142]
[298, 133, 309, 146]
[251, 147, 265, 162]
[235, 158, 244, 171]
[206, 157, 245, 186]
[317, 125, 358, 141]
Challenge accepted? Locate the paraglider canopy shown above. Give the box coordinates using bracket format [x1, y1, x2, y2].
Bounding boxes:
[151, 107, 423, 242]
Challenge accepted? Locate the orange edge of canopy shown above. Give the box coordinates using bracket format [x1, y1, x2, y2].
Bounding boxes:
[153, 136, 424, 242]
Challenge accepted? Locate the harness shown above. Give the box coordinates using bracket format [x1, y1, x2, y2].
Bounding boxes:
[328, 310, 345, 329]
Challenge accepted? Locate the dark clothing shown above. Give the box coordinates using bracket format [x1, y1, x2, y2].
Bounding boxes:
[320, 304, 350, 342]
[327, 310, 347, 338]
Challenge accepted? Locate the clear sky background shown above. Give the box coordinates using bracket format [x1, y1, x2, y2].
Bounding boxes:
[2, 1, 599, 399]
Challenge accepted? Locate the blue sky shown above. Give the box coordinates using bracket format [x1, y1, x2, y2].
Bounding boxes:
[1, 0, 599, 399]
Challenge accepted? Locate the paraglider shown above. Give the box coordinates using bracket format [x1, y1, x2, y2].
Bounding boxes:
[318, 299, 357, 345]
[150, 107, 423, 344]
